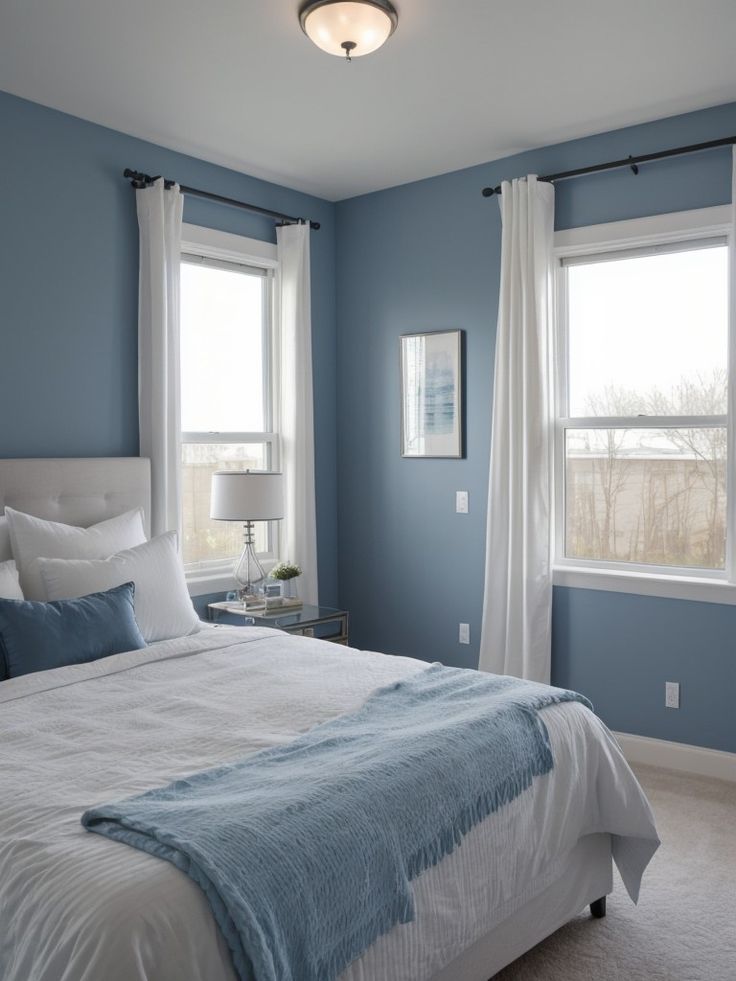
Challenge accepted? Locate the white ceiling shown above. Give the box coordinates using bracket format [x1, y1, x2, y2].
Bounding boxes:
[2, 1, 736, 201]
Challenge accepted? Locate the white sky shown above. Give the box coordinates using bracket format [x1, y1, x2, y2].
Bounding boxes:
[179, 244, 727, 442]
[567, 245, 728, 417]
[180, 262, 265, 433]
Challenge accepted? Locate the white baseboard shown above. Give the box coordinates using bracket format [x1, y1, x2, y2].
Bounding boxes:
[614, 731, 736, 783]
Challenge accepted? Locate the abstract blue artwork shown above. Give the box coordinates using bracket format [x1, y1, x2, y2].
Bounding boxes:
[401, 330, 462, 457]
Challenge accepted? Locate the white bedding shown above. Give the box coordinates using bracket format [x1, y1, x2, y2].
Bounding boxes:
[0, 627, 659, 981]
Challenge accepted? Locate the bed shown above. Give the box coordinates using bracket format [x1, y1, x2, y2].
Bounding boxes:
[0, 458, 660, 981]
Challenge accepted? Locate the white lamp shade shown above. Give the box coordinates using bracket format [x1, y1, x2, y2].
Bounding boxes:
[300, 1, 397, 58]
[210, 471, 284, 521]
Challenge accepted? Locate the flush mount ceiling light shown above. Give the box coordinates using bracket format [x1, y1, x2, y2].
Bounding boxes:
[299, 0, 398, 61]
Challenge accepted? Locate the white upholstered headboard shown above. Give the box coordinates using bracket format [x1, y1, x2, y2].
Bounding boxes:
[0, 458, 151, 562]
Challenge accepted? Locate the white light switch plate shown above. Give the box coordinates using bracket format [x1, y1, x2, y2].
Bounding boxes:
[665, 681, 680, 709]
[459, 623, 470, 644]
[456, 491, 469, 514]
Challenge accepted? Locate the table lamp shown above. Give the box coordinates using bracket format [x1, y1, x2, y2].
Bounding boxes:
[210, 470, 284, 607]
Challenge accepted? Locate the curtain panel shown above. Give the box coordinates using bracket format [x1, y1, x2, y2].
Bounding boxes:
[277, 223, 319, 606]
[479, 175, 555, 683]
[136, 179, 184, 540]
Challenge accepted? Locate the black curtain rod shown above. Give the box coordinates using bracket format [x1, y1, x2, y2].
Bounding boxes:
[123, 169, 321, 230]
[481, 135, 736, 198]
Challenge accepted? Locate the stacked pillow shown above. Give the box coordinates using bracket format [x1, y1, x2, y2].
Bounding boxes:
[0, 507, 200, 680]
[6, 506, 147, 600]
[0, 515, 11, 563]
[39, 531, 199, 644]
[0, 560, 23, 601]
[0, 582, 147, 679]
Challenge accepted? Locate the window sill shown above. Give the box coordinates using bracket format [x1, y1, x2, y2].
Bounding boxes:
[553, 566, 736, 606]
[186, 558, 277, 598]
[187, 572, 236, 598]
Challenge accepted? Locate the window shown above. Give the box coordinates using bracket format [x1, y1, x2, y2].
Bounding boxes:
[180, 230, 278, 579]
[555, 211, 732, 586]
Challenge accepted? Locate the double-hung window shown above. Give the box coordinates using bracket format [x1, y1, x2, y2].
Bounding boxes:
[554, 208, 733, 591]
[179, 227, 279, 584]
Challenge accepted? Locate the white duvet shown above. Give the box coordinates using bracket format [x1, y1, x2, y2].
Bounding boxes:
[0, 627, 659, 981]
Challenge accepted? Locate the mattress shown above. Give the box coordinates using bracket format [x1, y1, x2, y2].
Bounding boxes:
[0, 626, 659, 981]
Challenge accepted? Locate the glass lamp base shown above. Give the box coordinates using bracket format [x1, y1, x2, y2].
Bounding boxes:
[238, 588, 263, 611]
[234, 522, 266, 607]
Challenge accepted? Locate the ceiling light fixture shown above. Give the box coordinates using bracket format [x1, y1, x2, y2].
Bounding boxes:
[299, 0, 398, 61]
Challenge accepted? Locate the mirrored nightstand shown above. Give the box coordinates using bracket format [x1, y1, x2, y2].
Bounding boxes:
[207, 602, 349, 646]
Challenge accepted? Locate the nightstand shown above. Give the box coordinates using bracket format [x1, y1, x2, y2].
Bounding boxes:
[207, 602, 349, 646]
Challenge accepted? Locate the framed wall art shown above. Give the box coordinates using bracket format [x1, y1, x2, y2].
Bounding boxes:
[400, 329, 463, 458]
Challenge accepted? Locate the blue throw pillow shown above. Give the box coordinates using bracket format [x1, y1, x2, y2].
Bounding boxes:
[0, 581, 146, 680]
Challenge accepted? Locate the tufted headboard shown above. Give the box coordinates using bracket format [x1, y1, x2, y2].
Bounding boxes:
[0, 458, 151, 562]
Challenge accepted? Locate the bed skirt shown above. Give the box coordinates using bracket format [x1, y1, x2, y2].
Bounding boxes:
[431, 832, 613, 981]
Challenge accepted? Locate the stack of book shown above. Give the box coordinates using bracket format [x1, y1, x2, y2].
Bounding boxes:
[242, 597, 303, 615]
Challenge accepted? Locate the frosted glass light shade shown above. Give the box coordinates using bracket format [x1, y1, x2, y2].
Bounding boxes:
[210, 471, 284, 521]
[300, 0, 398, 58]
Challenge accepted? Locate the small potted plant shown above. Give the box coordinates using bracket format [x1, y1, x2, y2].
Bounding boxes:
[270, 562, 302, 601]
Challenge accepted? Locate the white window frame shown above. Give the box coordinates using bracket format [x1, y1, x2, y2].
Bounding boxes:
[552, 204, 736, 605]
[180, 224, 280, 596]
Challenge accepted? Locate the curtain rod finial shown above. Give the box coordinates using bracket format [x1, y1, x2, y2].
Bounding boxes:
[124, 168, 155, 189]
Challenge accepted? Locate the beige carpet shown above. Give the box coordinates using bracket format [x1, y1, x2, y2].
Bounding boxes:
[494, 765, 736, 981]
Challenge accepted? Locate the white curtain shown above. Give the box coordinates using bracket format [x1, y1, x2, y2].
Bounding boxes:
[277, 223, 319, 606]
[478, 175, 555, 682]
[137, 178, 183, 539]
[730, 148, 736, 584]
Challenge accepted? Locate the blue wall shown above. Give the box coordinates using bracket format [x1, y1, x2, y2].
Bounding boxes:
[335, 101, 736, 753]
[0, 90, 339, 607]
[2, 86, 735, 752]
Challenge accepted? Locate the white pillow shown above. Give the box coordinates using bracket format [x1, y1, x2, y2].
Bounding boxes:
[6, 507, 147, 601]
[38, 532, 200, 643]
[0, 560, 23, 600]
[0, 517, 11, 563]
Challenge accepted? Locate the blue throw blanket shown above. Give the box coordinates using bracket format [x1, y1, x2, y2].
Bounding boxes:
[82, 665, 592, 981]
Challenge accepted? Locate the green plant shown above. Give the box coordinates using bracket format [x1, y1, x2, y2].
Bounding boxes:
[271, 562, 302, 581]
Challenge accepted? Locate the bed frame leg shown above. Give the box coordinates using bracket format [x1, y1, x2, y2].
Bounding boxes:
[590, 896, 607, 919]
